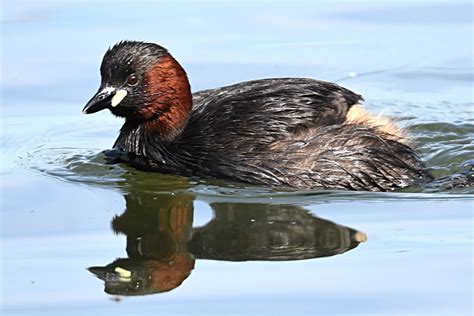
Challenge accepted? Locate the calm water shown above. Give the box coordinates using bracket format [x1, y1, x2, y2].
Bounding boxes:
[1, 1, 473, 315]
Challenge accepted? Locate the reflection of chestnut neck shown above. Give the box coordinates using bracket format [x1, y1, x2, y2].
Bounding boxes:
[140, 54, 193, 142]
[145, 253, 195, 293]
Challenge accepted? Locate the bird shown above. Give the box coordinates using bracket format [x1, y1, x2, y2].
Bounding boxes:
[82, 40, 431, 191]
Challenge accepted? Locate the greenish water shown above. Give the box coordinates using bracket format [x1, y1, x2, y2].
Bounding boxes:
[1, 1, 473, 315]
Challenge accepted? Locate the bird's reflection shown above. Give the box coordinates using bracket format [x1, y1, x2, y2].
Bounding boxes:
[89, 191, 367, 296]
[189, 202, 366, 261]
[89, 193, 195, 296]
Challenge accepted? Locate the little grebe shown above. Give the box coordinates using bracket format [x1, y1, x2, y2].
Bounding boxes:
[83, 41, 430, 191]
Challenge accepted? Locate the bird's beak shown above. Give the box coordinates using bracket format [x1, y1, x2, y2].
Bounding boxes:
[82, 87, 116, 114]
[83, 86, 129, 115]
[88, 266, 132, 282]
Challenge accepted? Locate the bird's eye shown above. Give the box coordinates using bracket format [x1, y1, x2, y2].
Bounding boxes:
[126, 74, 139, 86]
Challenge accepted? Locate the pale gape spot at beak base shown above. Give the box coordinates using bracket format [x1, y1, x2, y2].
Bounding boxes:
[114, 266, 132, 282]
[111, 89, 128, 107]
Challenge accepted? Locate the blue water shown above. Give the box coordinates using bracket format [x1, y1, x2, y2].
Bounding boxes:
[1, 1, 473, 315]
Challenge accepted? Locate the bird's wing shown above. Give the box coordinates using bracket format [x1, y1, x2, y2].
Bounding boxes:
[189, 78, 362, 144]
